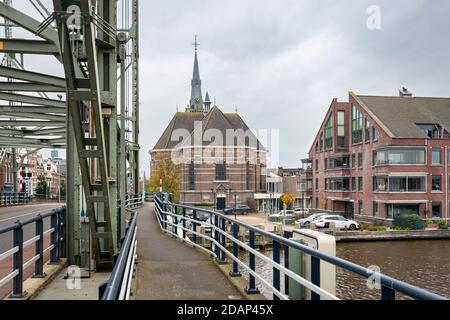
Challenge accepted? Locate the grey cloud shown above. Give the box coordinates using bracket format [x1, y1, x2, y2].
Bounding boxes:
[140, 0, 450, 171]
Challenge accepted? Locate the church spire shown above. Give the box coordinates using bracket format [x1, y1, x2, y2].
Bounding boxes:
[204, 91, 211, 112]
[190, 35, 203, 111]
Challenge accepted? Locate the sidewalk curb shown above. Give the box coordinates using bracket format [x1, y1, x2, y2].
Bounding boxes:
[3, 259, 68, 301]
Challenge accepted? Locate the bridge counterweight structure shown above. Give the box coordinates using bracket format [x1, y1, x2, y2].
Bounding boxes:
[0, 0, 140, 270]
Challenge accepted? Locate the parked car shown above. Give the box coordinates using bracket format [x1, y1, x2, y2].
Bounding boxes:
[296, 213, 330, 228]
[293, 207, 310, 219]
[293, 208, 310, 215]
[270, 210, 295, 219]
[196, 211, 211, 222]
[313, 215, 360, 230]
[186, 209, 210, 222]
[223, 204, 251, 215]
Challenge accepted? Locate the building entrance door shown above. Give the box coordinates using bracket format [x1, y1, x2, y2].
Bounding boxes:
[344, 202, 354, 219]
[217, 197, 226, 210]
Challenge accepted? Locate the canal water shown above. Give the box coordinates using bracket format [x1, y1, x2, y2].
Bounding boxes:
[238, 240, 450, 300]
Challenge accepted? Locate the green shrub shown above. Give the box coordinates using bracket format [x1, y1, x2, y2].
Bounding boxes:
[393, 214, 425, 230]
[437, 220, 448, 230]
[391, 226, 411, 231]
[367, 226, 387, 232]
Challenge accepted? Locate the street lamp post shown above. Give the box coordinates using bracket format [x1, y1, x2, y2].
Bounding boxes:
[270, 192, 273, 215]
[211, 188, 216, 210]
[302, 192, 305, 211]
[46, 177, 50, 201]
[234, 191, 237, 221]
[58, 174, 61, 203]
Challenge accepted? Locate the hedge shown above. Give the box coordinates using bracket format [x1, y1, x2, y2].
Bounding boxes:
[393, 214, 425, 230]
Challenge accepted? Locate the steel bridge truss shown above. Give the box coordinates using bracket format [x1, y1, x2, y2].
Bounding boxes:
[0, 0, 140, 270]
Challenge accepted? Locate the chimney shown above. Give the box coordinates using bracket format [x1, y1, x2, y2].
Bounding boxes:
[399, 87, 413, 98]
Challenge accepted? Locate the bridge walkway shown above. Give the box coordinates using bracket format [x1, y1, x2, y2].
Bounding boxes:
[135, 203, 242, 300]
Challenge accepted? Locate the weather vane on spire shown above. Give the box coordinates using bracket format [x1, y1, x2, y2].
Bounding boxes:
[193, 34, 199, 52]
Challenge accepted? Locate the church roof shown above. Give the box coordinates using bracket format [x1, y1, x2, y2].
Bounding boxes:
[153, 112, 205, 150]
[152, 106, 265, 151]
[153, 38, 264, 152]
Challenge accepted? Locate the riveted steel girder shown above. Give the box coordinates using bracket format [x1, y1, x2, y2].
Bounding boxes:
[0, 39, 59, 55]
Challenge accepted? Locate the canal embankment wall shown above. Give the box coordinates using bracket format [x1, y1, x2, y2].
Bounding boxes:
[333, 229, 450, 242]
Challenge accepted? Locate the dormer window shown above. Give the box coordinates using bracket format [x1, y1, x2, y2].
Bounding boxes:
[351, 105, 363, 144]
[324, 115, 333, 150]
[416, 123, 448, 139]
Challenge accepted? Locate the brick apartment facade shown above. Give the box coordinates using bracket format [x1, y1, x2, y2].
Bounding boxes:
[0, 150, 14, 193]
[151, 46, 266, 208]
[1, 149, 65, 198]
[254, 166, 313, 213]
[278, 166, 313, 209]
[309, 90, 450, 224]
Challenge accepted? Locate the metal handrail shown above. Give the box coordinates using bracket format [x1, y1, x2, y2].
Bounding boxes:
[0, 206, 67, 298]
[153, 200, 334, 300]
[154, 193, 447, 301]
[100, 195, 143, 300]
[100, 213, 138, 300]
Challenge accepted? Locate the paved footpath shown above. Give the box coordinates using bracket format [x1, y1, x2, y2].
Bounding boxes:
[135, 203, 242, 300]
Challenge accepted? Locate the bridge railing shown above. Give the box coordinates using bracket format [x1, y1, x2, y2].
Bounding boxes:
[0, 193, 32, 207]
[144, 192, 156, 202]
[125, 193, 145, 209]
[0, 207, 67, 298]
[100, 194, 143, 300]
[154, 193, 447, 301]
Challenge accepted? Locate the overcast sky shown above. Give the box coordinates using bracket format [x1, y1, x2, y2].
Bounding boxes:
[6, 0, 450, 174]
[140, 0, 450, 171]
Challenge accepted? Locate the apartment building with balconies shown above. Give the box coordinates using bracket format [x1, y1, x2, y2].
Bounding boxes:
[308, 89, 450, 224]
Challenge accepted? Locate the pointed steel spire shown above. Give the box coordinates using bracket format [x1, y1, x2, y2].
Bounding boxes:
[204, 91, 211, 112]
[190, 35, 203, 111]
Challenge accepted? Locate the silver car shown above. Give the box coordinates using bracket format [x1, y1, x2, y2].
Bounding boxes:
[296, 213, 330, 228]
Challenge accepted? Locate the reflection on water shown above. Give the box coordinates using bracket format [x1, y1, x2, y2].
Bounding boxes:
[238, 240, 450, 300]
[336, 240, 450, 300]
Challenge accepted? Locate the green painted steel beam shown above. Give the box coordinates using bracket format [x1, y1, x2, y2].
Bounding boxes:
[0, 143, 65, 148]
[0, 2, 59, 44]
[0, 134, 66, 141]
[0, 136, 65, 145]
[27, 127, 66, 135]
[0, 130, 24, 137]
[0, 82, 65, 92]
[1, 112, 66, 122]
[0, 105, 66, 113]
[0, 92, 66, 107]
[0, 39, 59, 55]
[53, 0, 116, 267]
[0, 136, 65, 144]
[0, 120, 63, 126]
[0, 66, 66, 87]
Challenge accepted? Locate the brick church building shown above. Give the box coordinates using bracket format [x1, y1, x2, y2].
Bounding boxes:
[150, 42, 266, 208]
